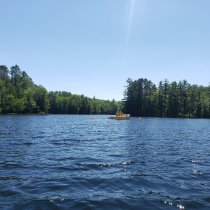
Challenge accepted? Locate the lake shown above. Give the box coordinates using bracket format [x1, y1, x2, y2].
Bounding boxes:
[0, 115, 210, 210]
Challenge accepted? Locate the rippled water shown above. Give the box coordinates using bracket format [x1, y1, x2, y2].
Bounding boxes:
[0, 115, 210, 209]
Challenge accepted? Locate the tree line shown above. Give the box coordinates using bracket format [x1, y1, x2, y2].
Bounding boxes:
[123, 78, 210, 118]
[0, 65, 118, 114]
[1, 65, 209, 118]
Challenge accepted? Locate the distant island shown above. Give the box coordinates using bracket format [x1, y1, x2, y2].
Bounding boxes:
[0, 65, 210, 118]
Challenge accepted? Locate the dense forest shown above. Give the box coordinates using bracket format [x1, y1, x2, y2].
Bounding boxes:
[123, 78, 210, 118]
[0, 65, 118, 114]
[1, 65, 210, 118]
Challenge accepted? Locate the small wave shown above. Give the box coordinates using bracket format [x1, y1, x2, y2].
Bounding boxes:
[0, 176, 27, 181]
[0, 189, 20, 197]
[192, 159, 200, 163]
[0, 161, 31, 169]
[52, 156, 75, 161]
[0, 161, 21, 168]
[192, 169, 203, 175]
[23, 141, 35, 146]
[163, 201, 185, 209]
[134, 173, 163, 179]
[77, 160, 135, 169]
[13, 198, 60, 210]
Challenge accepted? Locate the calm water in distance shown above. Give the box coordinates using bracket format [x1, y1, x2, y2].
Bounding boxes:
[0, 115, 210, 210]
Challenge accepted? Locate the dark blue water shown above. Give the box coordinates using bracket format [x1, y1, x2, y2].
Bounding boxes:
[0, 115, 210, 210]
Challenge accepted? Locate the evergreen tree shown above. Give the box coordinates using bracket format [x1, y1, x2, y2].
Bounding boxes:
[1, 64, 210, 118]
[123, 78, 210, 118]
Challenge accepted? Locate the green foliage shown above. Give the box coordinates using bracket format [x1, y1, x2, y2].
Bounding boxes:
[48, 92, 118, 114]
[124, 78, 210, 118]
[4, 64, 209, 118]
[0, 65, 119, 114]
[124, 78, 157, 117]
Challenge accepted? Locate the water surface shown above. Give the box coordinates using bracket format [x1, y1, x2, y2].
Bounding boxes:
[0, 115, 210, 209]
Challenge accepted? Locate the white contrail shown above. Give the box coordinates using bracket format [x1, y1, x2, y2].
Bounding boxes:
[123, 0, 136, 64]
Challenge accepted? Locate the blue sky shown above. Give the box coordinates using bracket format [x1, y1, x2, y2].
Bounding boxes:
[1, 0, 210, 100]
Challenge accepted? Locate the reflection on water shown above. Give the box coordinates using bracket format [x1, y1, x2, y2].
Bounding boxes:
[0, 115, 210, 209]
